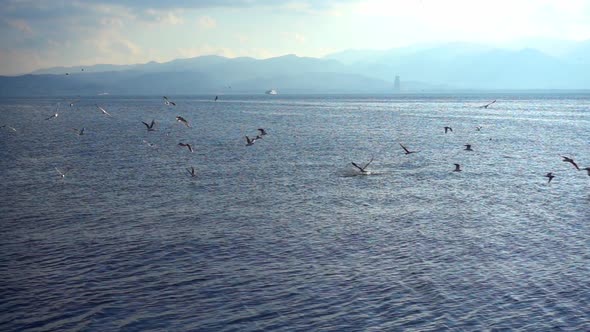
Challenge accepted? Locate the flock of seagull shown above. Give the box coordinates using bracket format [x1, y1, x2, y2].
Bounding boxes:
[0, 95, 273, 179]
[1, 97, 588, 184]
[349, 99, 590, 183]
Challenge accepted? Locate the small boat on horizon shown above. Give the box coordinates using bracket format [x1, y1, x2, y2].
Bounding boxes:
[265, 89, 278, 95]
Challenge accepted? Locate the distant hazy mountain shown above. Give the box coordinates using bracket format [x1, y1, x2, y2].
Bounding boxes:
[1, 41, 589, 96]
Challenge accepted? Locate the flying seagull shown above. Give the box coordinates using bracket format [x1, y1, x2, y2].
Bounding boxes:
[245, 136, 257, 146]
[55, 167, 68, 178]
[444, 126, 453, 133]
[453, 164, 462, 172]
[464, 144, 473, 151]
[96, 105, 111, 116]
[163, 96, 176, 106]
[351, 156, 374, 173]
[214, 95, 218, 102]
[562, 156, 580, 170]
[178, 142, 193, 152]
[186, 167, 196, 177]
[72, 127, 85, 135]
[257, 128, 267, 136]
[476, 126, 482, 131]
[142, 120, 156, 132]
[45, 112, 58, 120]
[1, 125, 17, 132]
[142, 140, 156, 148]
[545, 172, 555, 183]
[176, 116, 191, 128]
[479, 100, 496, 108]
[399, 143, 418, 155]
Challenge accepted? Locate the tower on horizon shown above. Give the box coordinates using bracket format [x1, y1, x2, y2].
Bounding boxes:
[394, 75, 401, 92]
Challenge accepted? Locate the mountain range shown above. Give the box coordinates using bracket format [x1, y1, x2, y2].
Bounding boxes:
[1, 41, 589, 96]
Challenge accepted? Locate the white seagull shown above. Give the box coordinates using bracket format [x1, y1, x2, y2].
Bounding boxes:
[45, 112, 58, 120]
[176, 116, 191, 128]
[55, 167, 68, 178]
[163, 96, 176, 106]
[96, 105, 111, 116]
[245, 136, 256, 146]
[1, 125, 17, 132]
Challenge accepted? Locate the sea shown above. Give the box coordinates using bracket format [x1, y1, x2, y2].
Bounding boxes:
[1, 93, 589, 331]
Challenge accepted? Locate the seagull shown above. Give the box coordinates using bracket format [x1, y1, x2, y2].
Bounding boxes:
[453, 164, 462, 172]
[45, 112, 58, 120]
[479, 100, 496, 108]
[476, 126, 482, 131]
[142, 120, 156, 132]
[214, 95, 218, 102]
[399, 143, 418, 155]
[562, 156, 580, 170]
[176, 116, 191, 128]
[72, 127, 85, 135]
[68, 100, 79, 107]
[178, 142, 193, 152]
[142, 140, 156, 148]
[444, 126, 453, 133]
[257, 128, 267, 136]
[464, 144, 473, 151]
[163, 96, 176, 106]
[1, 125, 17, 132]
[55, 167, 68, 178]
[351, 156, 374, 174]
[96, 105, 111, 116]
[245, 136, 257, 146]
[186, 167, 196, 177]
[545, 172, 555, 183]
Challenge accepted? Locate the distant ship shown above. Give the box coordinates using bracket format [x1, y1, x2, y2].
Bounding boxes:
[265, 89, 278, 95]
[98, 92, 110, 95]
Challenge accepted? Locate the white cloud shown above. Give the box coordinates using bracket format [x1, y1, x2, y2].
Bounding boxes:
[5, 19, 33, 35]
[197, 16, 217, 29]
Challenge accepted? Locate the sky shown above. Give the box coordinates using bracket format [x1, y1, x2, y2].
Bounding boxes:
[1, 0, 589, 75]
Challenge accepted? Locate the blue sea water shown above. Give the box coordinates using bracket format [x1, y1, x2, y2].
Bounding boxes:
[1, 93, 589, 331]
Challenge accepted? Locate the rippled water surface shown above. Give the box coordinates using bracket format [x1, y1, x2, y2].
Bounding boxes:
[1, 94, 589, 331]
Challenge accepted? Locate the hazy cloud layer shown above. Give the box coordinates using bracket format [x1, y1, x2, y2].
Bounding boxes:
[0, 0, 589, 75]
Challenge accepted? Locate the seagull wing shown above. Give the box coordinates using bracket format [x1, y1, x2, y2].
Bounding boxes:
[142, 121, 150, 129]
[400, 143, 410, 154]
[363, 156, 374, 170]
[571, 160, 580, 170]
[351, 162, 364, 172]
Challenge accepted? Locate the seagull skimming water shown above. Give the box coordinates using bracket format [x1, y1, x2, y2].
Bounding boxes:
[351, 156, 374, 174]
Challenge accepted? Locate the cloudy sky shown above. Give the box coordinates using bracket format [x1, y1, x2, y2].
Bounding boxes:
[1, 0, 589, 75]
